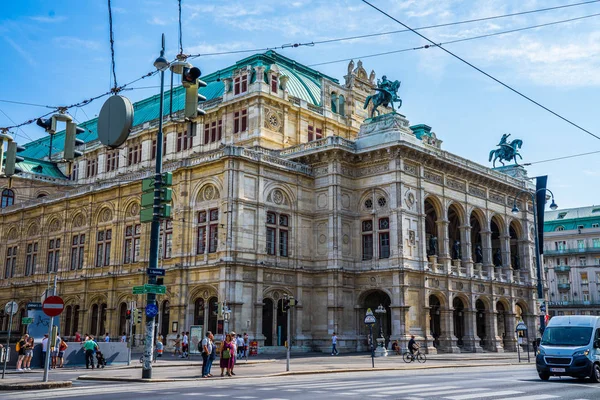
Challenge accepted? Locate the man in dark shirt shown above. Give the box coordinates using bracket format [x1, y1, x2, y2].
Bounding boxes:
[408, 335, 419, 358]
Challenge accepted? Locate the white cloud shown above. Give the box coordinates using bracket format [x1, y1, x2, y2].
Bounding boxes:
[30, 15, 67, 23]
[53, 36, 100, 50]
[148, 16, 168, 26]
[4, 37, 36, 66]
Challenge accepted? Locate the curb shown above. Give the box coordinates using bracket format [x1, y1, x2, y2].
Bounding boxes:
[0, 381, 72, 391]
[117, 359, 276, 370]
[77, 362, 534, 383]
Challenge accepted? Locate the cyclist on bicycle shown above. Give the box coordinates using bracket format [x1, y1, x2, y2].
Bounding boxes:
[408, 335, 419, 358]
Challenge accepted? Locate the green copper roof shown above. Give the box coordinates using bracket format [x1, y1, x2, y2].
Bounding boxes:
[544, 206, 600, 232]
[17, 156, 66, 178]
[16, 51, 334, 178]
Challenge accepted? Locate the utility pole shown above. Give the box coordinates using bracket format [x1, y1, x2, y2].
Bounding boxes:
[127, 301, 134, 366]
[1, 300, 17, 379]
[286, 304, 291, 372]
[142, 33, 169, 379]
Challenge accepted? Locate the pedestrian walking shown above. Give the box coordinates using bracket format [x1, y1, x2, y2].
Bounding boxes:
[83, 336, 98, 369]
[15, 334, 28, 371]
[50, 333, 61, 369]
[104, 333, 110, 342]
[230, 331, 237, 375]
[40, 334, 48, 368]
[220, 333, 234, 377]
[243, 332, 249, 359]
[58, 338, 68, 368]
[182, 331, 189, 358]
[173, 334, 182, 357]
[24, 336, 34, 370]
[236, 334, 244, 358]
[207, 333, 216, 376]
[120, 332, 127, 343]
[201, 331, 213, 378]
[74, 331, 82, 342]
[156, 335, 164, 358]
[331, 332, 339, 355]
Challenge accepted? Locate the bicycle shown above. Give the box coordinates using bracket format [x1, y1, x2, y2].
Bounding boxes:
[403, 349, 426, 363]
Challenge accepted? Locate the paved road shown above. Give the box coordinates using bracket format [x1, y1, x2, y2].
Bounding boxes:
[4, 365, 600, 399]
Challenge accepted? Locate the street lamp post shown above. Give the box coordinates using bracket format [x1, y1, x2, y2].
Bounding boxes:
[374, 304, 388, 357]
[142, 34, 170, 379]
[364, 308, 376, 368]
[512, 189, 558, 336]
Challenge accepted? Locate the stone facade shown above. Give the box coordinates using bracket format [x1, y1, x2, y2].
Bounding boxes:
[0, 53, 538, 353]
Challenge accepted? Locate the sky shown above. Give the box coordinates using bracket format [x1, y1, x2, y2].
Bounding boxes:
[1, 0, 599, 209]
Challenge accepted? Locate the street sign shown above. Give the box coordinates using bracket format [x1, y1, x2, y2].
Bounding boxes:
[133, 285, 146, 295]
[42, 296, 65, 317]
[144, 284, 166, 295]
[27, 302, 42, 310]
[21, 317, 33, 325]
[147, 268, 166, 277]
[4, 301, 18, 315]
[516, 322, 528, 332]
[146, 303, 158, 318]
[133, 284, 166, 295]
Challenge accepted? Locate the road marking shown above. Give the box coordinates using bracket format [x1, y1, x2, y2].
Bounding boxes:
[308, 391, 327, 394]
[445, 391, 523, 400]
[283, 389, 301, 392]
[234, 397, 258, 399]
[206, 395, 227, 398]
[353, 383, 424, 393]
[381, 386, 458, 395]
[412, 388, 488, 397]
[496, 396, 559, 400]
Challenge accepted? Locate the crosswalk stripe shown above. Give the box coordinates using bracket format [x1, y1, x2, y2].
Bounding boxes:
[276, 381, 384, 389]
[445, 391, 523, 400]
[381, 386, 458, 395]
[353, 383, 426, 393]
[496, 395, 559, 400]
[412, 388, 488, 397]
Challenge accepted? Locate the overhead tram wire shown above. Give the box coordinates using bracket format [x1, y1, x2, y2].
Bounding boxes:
[107, 0, 119, 91]
[523, 149, 600, 166]
[360, 0, 600, 142]
[185, 0, 600, 58]
[308, 12, 600, 67]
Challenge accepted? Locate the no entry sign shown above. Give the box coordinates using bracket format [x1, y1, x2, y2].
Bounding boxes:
[42, 296, 64, 317]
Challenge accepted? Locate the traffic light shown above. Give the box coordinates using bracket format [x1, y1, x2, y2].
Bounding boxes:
[137, 309, 143, 324]
[4, 141, 25, 177]
[126, 310, 132, 320]
[282, 298, 290, 312]
[183, 66, 207, 119]
[64, 121, 85, 160]
[36, 117, 56, 134]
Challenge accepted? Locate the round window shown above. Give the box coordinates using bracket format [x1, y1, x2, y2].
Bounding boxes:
[378, 197, 387, 207]
[364, 199, 373, 209]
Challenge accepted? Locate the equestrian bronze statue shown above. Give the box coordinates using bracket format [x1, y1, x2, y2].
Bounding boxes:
[363, 75, 402, 118]
[489, 133, 523, 167]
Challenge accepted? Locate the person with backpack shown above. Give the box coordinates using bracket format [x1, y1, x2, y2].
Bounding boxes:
[15, 334, 28, 371]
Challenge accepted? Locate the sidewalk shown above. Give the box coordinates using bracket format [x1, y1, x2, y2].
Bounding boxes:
[76, 352, 534, 383]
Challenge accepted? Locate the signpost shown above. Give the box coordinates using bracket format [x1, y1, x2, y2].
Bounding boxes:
[2, 301, 18, 379]
[516, 321, 529, 363]
[145, 303, 158, 318]
[42, 290, 63, 383]
[146, 268, 165, 277]
[21, 317, 33, 325]
[364, 308, 376, 368]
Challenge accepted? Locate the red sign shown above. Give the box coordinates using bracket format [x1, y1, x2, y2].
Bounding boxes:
[42, 296, 64, 317]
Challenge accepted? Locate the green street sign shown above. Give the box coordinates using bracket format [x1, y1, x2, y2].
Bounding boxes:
[133, 285, 146, 295]
[21, 317, 33, 324]
[141, 192, 155, 208]
[144, 284, 166, 295]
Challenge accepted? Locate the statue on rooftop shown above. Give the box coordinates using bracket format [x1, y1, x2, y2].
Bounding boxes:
[489, 133, 523, 168]
[363, 75, 402, 118]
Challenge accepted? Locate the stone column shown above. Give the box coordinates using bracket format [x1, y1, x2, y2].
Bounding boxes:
[440, 309, 460, 353]
[423, 307, 437, 354]
[437, 220, 451, 273]
[504, 312, 517, 351]
[487, 308, 504, 352]
[464, 308, 483, 353]
[501, 234, 512, 282]
[481, 229, 493, 279]
[460, 225, 472, 277]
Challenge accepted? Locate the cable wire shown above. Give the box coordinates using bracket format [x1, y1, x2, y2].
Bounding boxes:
[361, 0, 600, 141]
[178, 0, 183, 54]
[309, 12, 600, 66]
[523, 149, 600, 165]
[107, 0, 118, 90]
[186, 0, 600, 58]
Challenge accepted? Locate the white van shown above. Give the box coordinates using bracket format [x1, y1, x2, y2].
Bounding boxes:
[536, 315, 600, 382]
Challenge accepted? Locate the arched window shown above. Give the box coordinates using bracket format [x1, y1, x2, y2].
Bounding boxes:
[194, 298, 205, 326]
[99, 303, 107, 337]
[208, 296, 218, 335]
[1, 189, 14, 208]
[338, 95, 345, 116]
[160, 300, 170, 337]
[90, 304, 99, 337]
[64, 306, 73, 338]
[72, 305, 80, 336]
[118, 302, 128, 336]
[330, 92, 338, 113]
